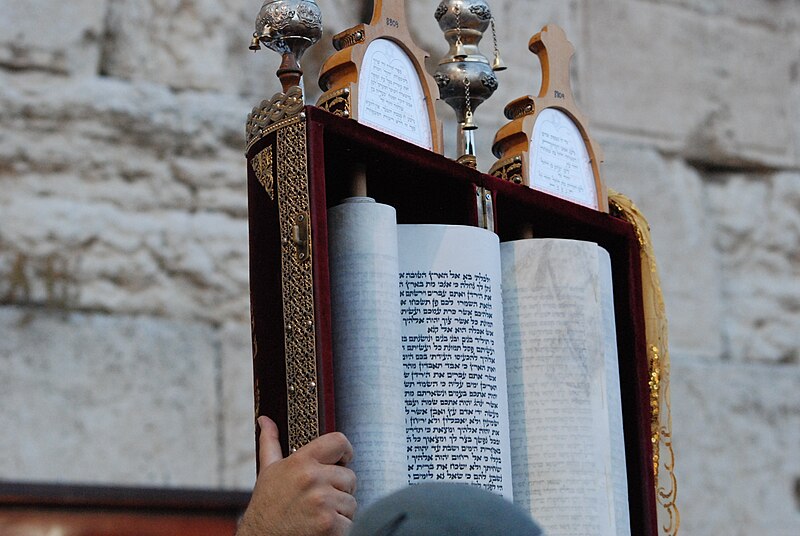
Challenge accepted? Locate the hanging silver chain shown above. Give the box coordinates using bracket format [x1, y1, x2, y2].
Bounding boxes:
[463, 72, 473, 121]
[491, 17, 500, 64]
[454, 5, 463, 52]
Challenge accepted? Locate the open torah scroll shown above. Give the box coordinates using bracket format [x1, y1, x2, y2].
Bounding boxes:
[328, 198, 631, 536]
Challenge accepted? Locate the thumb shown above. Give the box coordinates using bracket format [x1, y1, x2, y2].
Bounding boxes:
[257, 415, 284, 468]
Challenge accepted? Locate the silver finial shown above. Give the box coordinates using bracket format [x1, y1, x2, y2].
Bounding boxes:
[251, 0, 323, 93]
[433, 0, 499, 166]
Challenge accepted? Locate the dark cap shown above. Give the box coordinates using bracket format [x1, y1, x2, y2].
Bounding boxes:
[349, 482, 543, 536]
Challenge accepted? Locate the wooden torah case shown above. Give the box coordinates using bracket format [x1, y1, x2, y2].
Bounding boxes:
[246, 106, 658, 534]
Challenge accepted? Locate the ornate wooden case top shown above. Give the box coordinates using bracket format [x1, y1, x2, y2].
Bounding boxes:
[490, 25, 608, 212]
[316, 0, 444, 153]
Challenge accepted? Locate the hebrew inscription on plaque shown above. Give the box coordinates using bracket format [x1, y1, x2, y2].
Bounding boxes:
[358, 38, 433, 150]
[529, 108, 597, 210]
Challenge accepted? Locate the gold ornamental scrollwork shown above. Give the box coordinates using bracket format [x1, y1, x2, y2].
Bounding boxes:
[276, 116, 320, 452]
[609, 190, 680, 536]
[489, 154, 524, 184]
[252, 145, 275, 200]
[318, 87, 351, 118]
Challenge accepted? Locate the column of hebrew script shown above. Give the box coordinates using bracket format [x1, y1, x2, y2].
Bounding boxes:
[397, 225, 513, 499]
[500, 239, 630, 536]
[327, 198, 407, 508]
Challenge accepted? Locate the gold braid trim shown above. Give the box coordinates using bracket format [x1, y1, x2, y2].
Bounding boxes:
[609, 190, 680, 535]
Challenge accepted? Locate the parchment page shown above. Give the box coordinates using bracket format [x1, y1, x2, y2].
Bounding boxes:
[327, 198, 407, 507]
[397, 225, 513, 499]
[500, 239, 630, 535]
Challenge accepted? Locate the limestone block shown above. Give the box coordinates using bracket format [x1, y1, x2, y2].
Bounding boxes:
[220, 320, 256, 489]
[792, 37, 800, 167]
[602, 142, 724, 360]
[0, 195, 250, 324]
[670, 356, 800, 535]
[0, 73, 248, 157]
[582, 0, 795, 168]
[706, 173, 800, 363]
[102, 0, 242, 92]
[100, 0, 364, 98]
[0, 74, 251, 324]
[0, 307, 220, 487]
[0, 0, 107, 75]
[642, 0, 800, 32]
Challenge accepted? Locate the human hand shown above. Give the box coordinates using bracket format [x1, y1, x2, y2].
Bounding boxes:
[236, 416, 357, 536]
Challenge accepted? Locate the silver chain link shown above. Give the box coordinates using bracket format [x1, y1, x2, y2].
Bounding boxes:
[491, 17, 500, 64]
[463, 73, 473, 119]
[454, 5, 463, 52]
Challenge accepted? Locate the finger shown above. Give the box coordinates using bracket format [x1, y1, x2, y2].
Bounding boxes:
[334, 513, 353, 535]
[257, 415, 284, 468]
[332, 489, 358, 520]
[320, 464, 357, 495]
[302, 431, 354, 466]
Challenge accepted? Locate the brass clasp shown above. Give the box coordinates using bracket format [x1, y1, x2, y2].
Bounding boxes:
[291, 212, 311, 262]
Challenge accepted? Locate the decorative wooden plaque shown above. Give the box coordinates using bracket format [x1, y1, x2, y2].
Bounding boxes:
[316, 0, 443, 153]
[489, 25, 608, 212]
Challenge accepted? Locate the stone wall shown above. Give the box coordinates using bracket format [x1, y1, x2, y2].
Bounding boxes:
[1, 1, 798, 533]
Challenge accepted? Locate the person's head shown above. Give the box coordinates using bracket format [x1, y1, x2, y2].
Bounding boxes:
[349, 482, 542, 535]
